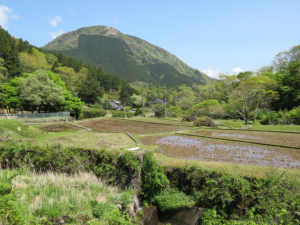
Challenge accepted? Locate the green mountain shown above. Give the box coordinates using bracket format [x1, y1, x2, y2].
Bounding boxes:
[42, 25, 211, 86]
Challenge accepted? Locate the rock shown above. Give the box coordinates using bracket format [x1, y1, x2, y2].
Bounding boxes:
[115, 204, 122, 210]
[142, 206, 159, 225]
[128, 178, 141, 191]
[159, 207, 204, 225]
[126, 202, 136, 217]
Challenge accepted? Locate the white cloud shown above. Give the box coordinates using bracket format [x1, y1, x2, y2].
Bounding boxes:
[231, 67, 243, 74]
[200, 66, 220, 79]
[49, 29, 64, 39]
[0, 5, 18, 29]
[69, 9, 75, 14]
[49, 15, 62, 27]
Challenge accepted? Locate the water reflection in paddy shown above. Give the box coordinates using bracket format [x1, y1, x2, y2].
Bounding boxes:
[155, 135, 300, 169]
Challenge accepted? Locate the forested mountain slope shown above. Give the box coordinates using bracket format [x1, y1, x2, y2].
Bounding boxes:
[42, 25, 211, 85]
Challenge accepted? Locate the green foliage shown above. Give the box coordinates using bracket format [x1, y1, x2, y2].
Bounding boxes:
[111, 111, 134, 118]
[19, 69, 65, 113]
[109, 189, 135, 210]
[194, 116, 217, 127]
[0, 77, 22, 110]
[154, 104, 165, 117]
[141, 153, 169, 203]
[92, 202, 115, 219]
[0, 170, 25, 224]
[193, 99, 219, 109]
[152, 188, 195, 211]
[0, 28, 22, 77]
[260, 109, 300, 125]
[134, 108, 142, 116]
[82, 108, 107, 119]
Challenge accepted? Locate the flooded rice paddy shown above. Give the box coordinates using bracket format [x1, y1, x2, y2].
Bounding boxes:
[190, 130, 300, 148]
[78, 119, 188, 134]
[140, 135, 300, 169]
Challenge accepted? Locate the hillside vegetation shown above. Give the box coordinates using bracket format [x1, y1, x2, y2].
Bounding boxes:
[42, 25, 211, 85]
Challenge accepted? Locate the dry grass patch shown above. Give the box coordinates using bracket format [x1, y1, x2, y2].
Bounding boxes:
[44, 132, 136, 149]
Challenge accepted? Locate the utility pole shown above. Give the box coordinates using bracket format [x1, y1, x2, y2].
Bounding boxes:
[124, 100, 126, 118]
[165, 92, 167, 118]
[141, 82, 144, 116]
[106, 99, 108, 115]
[101, 98, 102, 109]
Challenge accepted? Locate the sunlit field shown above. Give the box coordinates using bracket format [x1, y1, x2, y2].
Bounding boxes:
[77, 118, 190, 134]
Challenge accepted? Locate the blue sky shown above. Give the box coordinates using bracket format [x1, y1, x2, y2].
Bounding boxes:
[1, 0, 300, 78]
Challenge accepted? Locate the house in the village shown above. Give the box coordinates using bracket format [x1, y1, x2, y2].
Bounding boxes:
[109, 100, 123, 110]
[150, 99, 165, 105]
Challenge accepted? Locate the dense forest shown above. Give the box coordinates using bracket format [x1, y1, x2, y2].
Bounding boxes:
[50, 34, 203, 86]
[0, 28, 139, 116]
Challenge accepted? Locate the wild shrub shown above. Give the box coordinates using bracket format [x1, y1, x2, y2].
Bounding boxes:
[152, 188, 195, 211]
[82, 108, 107, 119]
[111, 111, 134, 118]
[93, 202, 116, 219]
[109, 189, 135, 210]
[141, 153, 169, 204]
[193, 116, 217, 128]
[134, 108, 142, 116]
[0, 170, 25, 224]
[260, 109, 300, 125]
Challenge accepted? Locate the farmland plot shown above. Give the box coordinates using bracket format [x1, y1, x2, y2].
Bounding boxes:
[140, 135, 300, 169]
[189, 129, 300, 148]
[78, 119, 189, 134]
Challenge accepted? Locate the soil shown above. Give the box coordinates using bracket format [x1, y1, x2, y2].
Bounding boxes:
[78, 119, 189, 134]
[140, 135, 300, 169]
[38, 123, 81, 132]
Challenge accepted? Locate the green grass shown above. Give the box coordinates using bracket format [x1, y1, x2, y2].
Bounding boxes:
[0, 119, 45, 140]
[214, 119, 300, 132]
[37, 131, 137, 150]
[156, 154, 300, 179]
[1, 169, 136, 224]
[128, 117, 193, 126]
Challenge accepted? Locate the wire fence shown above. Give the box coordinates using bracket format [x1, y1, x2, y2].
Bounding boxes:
[0, 112, 71, 121]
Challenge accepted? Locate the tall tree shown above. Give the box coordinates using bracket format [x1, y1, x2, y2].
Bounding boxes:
[19, 70, 65, 113]
[229, 77, 279, 125]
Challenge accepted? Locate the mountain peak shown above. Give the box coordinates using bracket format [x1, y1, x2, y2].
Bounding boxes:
[42, 25, 211, 85]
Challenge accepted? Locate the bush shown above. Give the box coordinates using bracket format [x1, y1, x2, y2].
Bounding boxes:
[152, 188, 195, 211]
[93, 202, 115, 219]
[193, 116, 217, 128]
[141, 153, 169, 204]
[182, 116, 197, 122]
[111, 111, 134, 118]
[259, 109, 300, 125]
[134, 108, 142, 116]
[81, 108, 107, 119]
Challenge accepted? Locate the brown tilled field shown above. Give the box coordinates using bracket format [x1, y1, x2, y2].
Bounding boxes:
[38, 123, 81, 132]
[189, 129, 300, 148]
[77, 119, 189, 134]
[140, 135, 300, 169]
